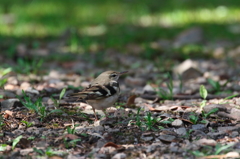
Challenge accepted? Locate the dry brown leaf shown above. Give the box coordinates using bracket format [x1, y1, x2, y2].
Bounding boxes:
[103, 142, 122, 148]
[126, 95, 136, 107]
[63, 123, 72, 127]
[64, 134, 79, 140]
[169, 105, 190, 111]
[61, 61, 77, 68]
[180, 118, 193, 124]
[4, 110, 14, 117]
[54, 134, 79, 143]
[144, 103, 162, 112]
[49, 156, 64, 159]
[18, 138, 31, 149]
[179, 106, 191, 110]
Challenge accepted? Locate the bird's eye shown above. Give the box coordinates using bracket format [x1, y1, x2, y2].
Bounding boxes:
[111, 74, 117, 77]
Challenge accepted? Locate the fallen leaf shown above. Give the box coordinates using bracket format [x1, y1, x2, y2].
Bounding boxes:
[60, 61, 77, 68]
[196, 138, 217, 146]
[126, 95, 136, 107]
[64, 134, 79, 140]
[144, 103, 162, 112]
[170, 106, 190, 111]
[5, 110, 13, 117]
[49, 156, 63, 159]
[104, 142, 122, 149]
[54, 134, 79, 143]
[179, 118, 193, 124]
[18, 138, 31, 149]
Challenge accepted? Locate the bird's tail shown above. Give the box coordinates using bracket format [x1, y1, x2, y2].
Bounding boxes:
[68, 92, 88, 99]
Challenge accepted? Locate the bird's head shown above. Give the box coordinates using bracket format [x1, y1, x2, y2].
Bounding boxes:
[92, 70, 128, 85]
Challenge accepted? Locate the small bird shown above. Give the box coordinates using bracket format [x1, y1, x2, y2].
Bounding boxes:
[69, 71, 128, 120]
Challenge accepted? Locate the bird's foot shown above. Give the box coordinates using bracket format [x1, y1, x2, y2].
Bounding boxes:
[101, 116, 110, 121]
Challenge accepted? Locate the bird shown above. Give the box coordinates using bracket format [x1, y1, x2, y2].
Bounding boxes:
[69, 70, 128, 120]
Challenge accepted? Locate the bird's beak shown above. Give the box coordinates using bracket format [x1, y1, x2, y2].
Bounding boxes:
[119, 71, 128, 75]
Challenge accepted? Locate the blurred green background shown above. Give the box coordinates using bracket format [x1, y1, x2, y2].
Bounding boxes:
[1, 0, 240, 66]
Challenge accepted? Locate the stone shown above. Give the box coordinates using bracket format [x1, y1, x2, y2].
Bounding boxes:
[20, 148, 33, 156]
[195, 138, 217, 146]
[112, 153, 127, 159]
[203, 104, 227, 113]
[175, 127, 187, 136]
[173, 59, 202, 80]
[192, 124, 205, 130]
[25, 87, 39, 95]
[125, 76, 146, 86]
[146, 144, 157, 153]
[142, 136, 153, 142]
[26, 127, 40, 136]
[171, 119, 183, 127]
[94, 153, 107, 159]
[231, 131, 239, 137]
[1, 98, 20, 111]
[12, 129, 24, 136]
[174, 59, 198, 74]
[218, 125, 240, 132]
[0, 90, 16, 98]
[229, 108, 240, 121]
[93, 126, 104, 133]
[181, 67, 203, 80]
[225, 152, 240, 158]
[173, 27, 203, 47]
[158, 135, 176, 142]
[66, 154, 81, 159]
[96, 139, 107, 148]
[143, 84, 155, 94]
[191, 130, 207, 138]
[8, 76, 18, 85]
[20, 82, 31, 90]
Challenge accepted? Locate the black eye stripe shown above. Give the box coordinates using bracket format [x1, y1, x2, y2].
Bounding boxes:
[110, 74, 117, 77]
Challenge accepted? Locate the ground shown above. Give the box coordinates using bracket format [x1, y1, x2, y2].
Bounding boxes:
[0, 1, 240, 159]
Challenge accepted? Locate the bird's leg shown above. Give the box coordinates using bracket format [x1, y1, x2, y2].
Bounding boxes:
[102, 109, 109, 120]
[92, 107, 98, 121]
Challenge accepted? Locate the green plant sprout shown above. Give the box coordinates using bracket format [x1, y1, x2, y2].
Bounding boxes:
[199, 85, 208, 111]
[66, 126, 76, 134]
[191, 143, 234, 157]
[18, 90, 62, 121]
[0, 115, 5, 129]
[160, 118, 174, 124]
[144, 112, 160, 131]
[223, 94, 239, 100]
[183, 129, 193, 139]
[34, 147, 66, 157]
[201, 108, 219, 119]
[207, 78, 229, 94]
[130, 108, 162, 131]
[67, 85, 83, 90]
[12, 135, 23, 150]
[135, 107, 143, 130]
[51, 88, 66, 108]
[64, 138, 81, 149]
[0, 67, 12, 88]
[18, 90, 47, 121]
[0, 144, 8, 152]
[14, 58, 44, 75]
[189, 115, 198, 124]
[178, 74, 183, 93]
[28, 136, 35, 140]
[157, 73, 174, 100]
[21, 121, 33, 128]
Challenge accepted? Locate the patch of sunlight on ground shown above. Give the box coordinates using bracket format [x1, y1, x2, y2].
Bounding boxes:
[1, 2, 240, 37]
[80, 25, 107, 36]
[137, 6, 240, 27]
